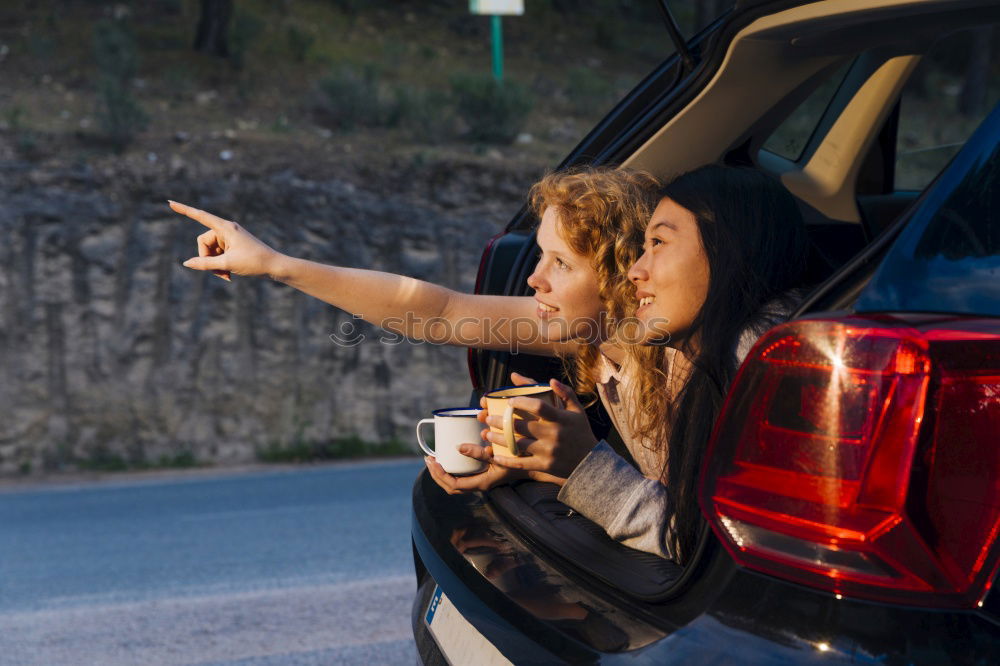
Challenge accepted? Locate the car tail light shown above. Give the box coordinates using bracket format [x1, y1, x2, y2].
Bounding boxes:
[700, 315, 1000, 608]
[467, 232, 506, 390]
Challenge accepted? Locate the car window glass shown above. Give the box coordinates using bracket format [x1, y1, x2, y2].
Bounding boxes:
[763, 61, 853, 161]
[857, 101, 1000, 316]
[895, 26, 1000, 190]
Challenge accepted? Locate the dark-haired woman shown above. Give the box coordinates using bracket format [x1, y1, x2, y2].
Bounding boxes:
[486, 165, 809, 562]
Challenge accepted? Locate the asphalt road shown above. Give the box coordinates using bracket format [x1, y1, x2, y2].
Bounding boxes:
[0, 459, 425, 665]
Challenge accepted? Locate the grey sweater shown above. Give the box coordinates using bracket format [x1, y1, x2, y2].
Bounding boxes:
[558, 439, 681, 559]
[557, 295, 801, 560]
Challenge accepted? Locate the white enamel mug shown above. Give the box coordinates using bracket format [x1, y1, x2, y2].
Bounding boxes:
[416, 407, 487, 475]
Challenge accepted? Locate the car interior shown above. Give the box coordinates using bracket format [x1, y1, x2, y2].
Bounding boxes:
[470, 0, 1000, 605]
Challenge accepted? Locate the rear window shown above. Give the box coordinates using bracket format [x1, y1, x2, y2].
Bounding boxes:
[895, 27, 1000, 190]
[856, 102, 1000, 316]
[763, 61, 853, 161]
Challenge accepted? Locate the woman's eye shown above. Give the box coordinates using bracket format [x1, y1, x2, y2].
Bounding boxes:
[555, 258, 569, 270]
[650, 238, 664, 248]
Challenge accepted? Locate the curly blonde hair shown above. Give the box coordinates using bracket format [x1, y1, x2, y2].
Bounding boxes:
[527, 166, 660, 397]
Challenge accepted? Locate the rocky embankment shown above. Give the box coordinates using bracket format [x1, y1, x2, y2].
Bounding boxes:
[0, 153, 531, 474]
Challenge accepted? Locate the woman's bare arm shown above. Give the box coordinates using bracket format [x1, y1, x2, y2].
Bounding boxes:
[269, 255, 564, 354]
[171, 201, 571, 356]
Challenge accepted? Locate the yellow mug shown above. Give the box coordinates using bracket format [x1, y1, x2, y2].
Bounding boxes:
[483, 384, 560, 457]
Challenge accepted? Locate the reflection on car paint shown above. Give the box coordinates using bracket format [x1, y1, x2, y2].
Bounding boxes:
[447, 492, 667, 652]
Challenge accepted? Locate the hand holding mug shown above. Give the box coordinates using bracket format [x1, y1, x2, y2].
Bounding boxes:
[424, 447, 526, 495]
[425, 446, 569, 495]
[485, 378, 598, 481]
[424, 374, 571, 494]
[483, 380, 564, 458]
[416, 408, 487, 476]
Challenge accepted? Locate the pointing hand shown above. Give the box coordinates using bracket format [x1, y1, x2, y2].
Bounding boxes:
[169, 200, 282, 281]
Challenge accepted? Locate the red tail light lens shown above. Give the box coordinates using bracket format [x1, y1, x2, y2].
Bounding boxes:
[700, 316, 1000, 608]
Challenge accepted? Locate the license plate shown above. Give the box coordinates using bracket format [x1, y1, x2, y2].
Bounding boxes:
[424, 585, 512, 666]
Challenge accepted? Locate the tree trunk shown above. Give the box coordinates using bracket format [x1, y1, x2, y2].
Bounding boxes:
[958, 27, 992, 118]
[194, 0, 233, 57]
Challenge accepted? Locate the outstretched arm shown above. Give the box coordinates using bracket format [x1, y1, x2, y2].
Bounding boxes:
[170, 201, 567, 355]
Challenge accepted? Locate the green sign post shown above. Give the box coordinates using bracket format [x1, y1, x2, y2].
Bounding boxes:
[491, 15, 504, 83]
[469, 0, 525, 85]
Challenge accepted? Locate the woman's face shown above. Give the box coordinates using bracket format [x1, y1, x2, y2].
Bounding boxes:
[628, 197, 711, 346]
[527, 207, 605, 343]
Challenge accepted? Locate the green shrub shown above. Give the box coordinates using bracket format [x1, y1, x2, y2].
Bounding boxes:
[229, 10, 265, 70]
[96, 78, 148, 151]
[93, 20, 148, 151]
[286, 25, 315, 63]
[3, 105, 25, 131]
[1, 105, 37, 155]
[76, 447, 198, 472]
[450, 74, 533, 144]
[316, 63, 384, 131]
[256, 436, 412, 463]
[271, 114, 293, 133]
[15, 132, 39, 159]
[79, 445, 129, 472]
[94, 19, 139, 89]
[382, 42, 408, 69]
[391, 85, 453, 141]
[157, 451, 198, 468]
[316, 64, 456, 138]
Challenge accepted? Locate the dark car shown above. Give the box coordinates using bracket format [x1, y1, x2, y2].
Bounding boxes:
[412, 1, 1000, 662]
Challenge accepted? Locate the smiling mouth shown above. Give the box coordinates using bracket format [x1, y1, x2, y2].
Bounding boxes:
[537, 302, 559, 313]
[638, 296, 655, 307]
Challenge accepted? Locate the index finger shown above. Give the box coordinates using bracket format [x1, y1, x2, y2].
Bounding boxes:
[168, 200, 227, 232]
[508, 396, 562, 422]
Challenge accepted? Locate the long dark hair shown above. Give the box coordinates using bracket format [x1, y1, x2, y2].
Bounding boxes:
[634, 165, 808, 561]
